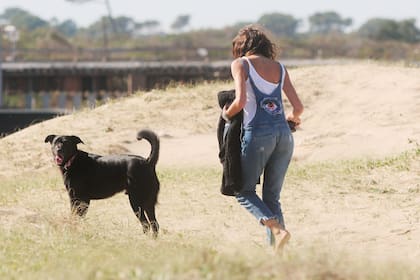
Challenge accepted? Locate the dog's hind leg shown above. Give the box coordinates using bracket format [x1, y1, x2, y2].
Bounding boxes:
[144, 204, 159, 238]
[138, 209, 151, 234]
[128, 193, 151, 234]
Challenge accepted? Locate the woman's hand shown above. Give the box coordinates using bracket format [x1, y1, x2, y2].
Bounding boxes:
[287, 114, 301, 127]
[222, 104, 231, 122]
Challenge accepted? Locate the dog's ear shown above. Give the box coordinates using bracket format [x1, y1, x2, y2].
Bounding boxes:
[70, 136, 84, 145]
[45, 135, 56, 144]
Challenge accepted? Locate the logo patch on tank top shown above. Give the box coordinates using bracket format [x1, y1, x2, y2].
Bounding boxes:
[260, 97, 283, 115]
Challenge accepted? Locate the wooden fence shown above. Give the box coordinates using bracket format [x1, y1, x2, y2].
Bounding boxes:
[5, 90, 129, 111]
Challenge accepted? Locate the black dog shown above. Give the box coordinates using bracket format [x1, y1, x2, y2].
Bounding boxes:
[45, 129, 160, 237]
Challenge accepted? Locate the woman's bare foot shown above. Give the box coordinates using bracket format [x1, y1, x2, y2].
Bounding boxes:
[264, 219, 291, 253]
[273, 229, 290, 253]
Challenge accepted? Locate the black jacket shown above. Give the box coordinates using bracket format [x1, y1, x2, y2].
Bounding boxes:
[217, 90, 243, 196]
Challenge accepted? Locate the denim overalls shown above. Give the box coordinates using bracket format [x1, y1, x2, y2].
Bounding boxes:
[236, 59, 294, 240]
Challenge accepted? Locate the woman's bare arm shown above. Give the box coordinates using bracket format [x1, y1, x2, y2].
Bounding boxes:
[283, 68, 304, 125]
[223, 58, 248, 119]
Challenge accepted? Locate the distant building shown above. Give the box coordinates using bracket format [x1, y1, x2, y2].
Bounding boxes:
[0, 61, 231, 109]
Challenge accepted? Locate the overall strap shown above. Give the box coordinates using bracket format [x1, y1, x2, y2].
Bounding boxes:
[241, 57, 250, 78]
[242, 57, 283, 95]
[279, 63, 285, 89]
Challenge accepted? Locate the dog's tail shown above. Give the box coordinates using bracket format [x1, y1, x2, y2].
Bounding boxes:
[137, 129, 160, 166]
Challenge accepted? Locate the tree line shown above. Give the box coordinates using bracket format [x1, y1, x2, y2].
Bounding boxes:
[1, 7, 419, 62]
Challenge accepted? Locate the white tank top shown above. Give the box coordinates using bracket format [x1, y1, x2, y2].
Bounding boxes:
[242, 57, 285, 127]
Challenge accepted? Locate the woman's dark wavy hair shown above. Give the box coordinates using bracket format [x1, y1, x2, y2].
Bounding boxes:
[232, 24, 277, 59]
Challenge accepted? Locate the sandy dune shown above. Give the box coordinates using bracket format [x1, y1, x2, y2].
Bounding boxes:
[137, 61, 420, 167]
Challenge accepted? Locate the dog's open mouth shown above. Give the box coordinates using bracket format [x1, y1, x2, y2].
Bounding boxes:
[55, 155, 64, 165]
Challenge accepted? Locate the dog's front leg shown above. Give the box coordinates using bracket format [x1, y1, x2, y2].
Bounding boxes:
[70, 198, 90, 217]
[67, 187, 90, 217]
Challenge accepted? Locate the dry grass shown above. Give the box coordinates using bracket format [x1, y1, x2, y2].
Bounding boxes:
[1, 156, 419, 279]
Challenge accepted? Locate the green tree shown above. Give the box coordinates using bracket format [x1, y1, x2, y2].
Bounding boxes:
[135, 20, 161, 36]
[358, 18, 399, 40]
[257, 13, 300, 37]
[56, 19, 78, 37]
[65, 0, 116, 33]
[308, 11, 352, 34]
[358, 18, 419, 42]
[0, 7, 48, 31]
[397, 19, 420, 43]
[83, 16, 112, 39]
[171, 15, 190, 32]
[112, 16, 137, 35]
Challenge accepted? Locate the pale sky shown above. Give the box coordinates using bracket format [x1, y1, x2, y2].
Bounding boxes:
[0, 0, 419, 31]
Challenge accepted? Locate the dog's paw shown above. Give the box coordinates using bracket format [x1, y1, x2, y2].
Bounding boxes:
[151, 221, 159, 239]
[141, 222, 151, 234]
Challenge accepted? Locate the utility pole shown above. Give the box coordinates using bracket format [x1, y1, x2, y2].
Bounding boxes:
[0, 24, 19, 108]
[66, 0, 116, 33]
[102, 17, 109, 61]
[104, 0, 117, 33]
[0, 32, 3, 108]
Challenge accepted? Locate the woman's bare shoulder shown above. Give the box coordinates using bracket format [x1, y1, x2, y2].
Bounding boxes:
[231, 58, 247, 72]
[231, 57, 244, 67]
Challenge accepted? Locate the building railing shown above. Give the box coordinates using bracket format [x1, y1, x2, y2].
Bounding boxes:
[3, 90, 128, 111]
[1, 46, 231, 62]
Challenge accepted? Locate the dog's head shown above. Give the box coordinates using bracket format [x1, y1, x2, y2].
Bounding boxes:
[217, 89, 235, 109]
[44, 135, 84, 166]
